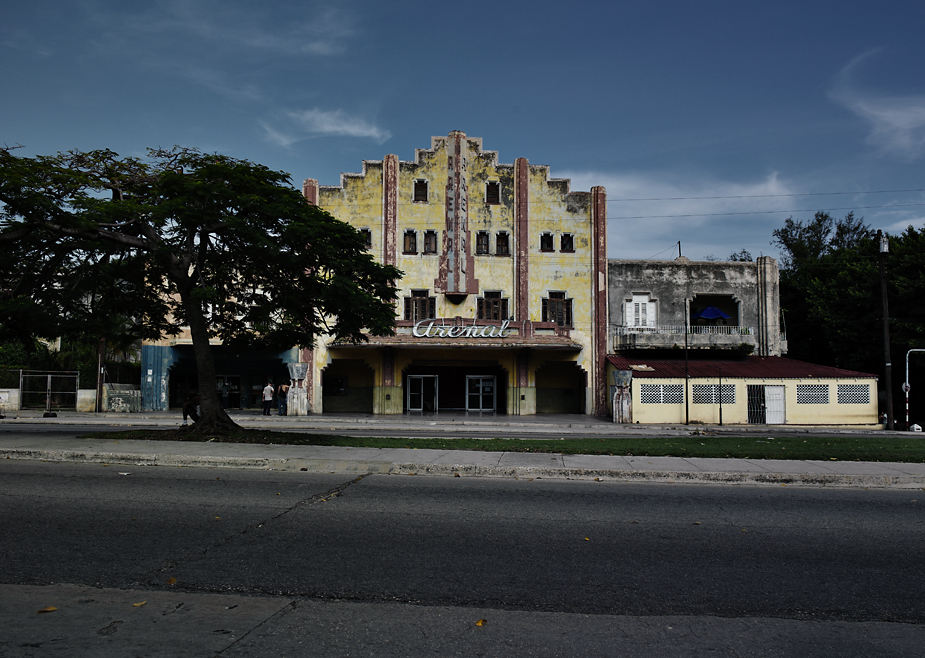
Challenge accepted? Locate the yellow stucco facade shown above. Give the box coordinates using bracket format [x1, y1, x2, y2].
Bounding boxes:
[302, 132, 608, 415]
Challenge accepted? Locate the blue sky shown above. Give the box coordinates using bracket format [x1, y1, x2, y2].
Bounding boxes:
[3, 0, 924, 260]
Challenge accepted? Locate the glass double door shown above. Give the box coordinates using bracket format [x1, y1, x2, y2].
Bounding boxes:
[466, 376, 496, 412]
[407, 374, 497, 412]
[407, 375, 438, 412]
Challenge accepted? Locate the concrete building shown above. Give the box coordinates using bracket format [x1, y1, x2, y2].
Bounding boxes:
[300, 131, 608, 415]
[608, 256, 783, 357]
[605, 256, 878, 426]
[606, 354, 879, 426]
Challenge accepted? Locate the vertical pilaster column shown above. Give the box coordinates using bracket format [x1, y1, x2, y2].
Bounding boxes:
[302, 179, 318, 205]
[591, 186, 608, 416]
[383, 154, 399, 267]
[514, 157, 530, 321]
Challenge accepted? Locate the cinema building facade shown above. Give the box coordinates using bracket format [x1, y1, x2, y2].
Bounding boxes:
[139, 131, 878, 425]
[300, 131, 608, 415]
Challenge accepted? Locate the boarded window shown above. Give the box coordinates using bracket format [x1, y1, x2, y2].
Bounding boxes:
[540, 233, 554, 252]
[423, 230, 437, 254]
[485, 181, 500, 204]
[404, 290, 436, 322]
[476, 231, 490, 255]
[542, 292, 572, 327]
[413, 180, 428, 202]
[403, 230, 417, 254]
[478, 291, 509, 321]
[561, 233, 574, 252]
[496, 232, 510, 256]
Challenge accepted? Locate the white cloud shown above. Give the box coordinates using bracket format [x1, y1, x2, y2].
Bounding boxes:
[148, 1, 354, 56]
[830, 50, 925, 159]
[263, 108, 392, 146]
[884, 215, 925, 233]
[560, 170, 799, 261]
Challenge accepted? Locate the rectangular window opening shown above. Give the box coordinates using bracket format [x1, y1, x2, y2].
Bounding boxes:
[476, 231, 490, 255]
[423, 230, 437, 254]
[413, 180, 428, 203]
[478, 291, 509, 321]
[403, 230, 417, 254]
[404, 289, 436, 322]
[485, 181, 500, 205]
[561, 233, 574, 252]
[542, 292, 572, 327]
[496, 232, 510, 256]
[540, 233, 554, 252]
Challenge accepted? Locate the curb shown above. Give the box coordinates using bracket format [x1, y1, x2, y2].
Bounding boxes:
[4, 448, 924, 489]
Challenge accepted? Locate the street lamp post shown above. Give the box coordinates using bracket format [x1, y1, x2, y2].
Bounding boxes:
[878, 231, 894, 430]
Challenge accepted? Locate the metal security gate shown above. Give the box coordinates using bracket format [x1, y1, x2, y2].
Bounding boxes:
[747, 384, 785, 425]
[20, 370, 79, 411]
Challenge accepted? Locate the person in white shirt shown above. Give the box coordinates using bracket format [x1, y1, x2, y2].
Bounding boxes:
[262, 382, 274, 416]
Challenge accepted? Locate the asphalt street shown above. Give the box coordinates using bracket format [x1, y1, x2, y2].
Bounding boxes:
[2, 460, 923, 656]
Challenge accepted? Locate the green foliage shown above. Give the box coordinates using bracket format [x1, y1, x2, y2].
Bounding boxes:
[1, 146, 401, 428]
[772, 212, 925, 419]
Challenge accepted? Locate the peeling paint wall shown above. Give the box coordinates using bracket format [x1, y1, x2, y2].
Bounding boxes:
[608, 256, 782, 356]
[305, 132, 607, 414]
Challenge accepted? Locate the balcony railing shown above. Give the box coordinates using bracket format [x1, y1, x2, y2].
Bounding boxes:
[613, 324, 754, 336]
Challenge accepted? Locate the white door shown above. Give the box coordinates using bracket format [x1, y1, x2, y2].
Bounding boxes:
[765, 385, 785, 424]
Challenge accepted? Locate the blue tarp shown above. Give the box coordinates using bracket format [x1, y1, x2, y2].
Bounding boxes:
[692, 305, 731, 320]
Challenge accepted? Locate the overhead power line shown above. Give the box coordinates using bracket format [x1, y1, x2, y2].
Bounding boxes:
[606, 188, 925, 202]
[610, 202, 925, 221]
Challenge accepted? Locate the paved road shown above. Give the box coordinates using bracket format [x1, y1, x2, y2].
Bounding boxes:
[2, 460, 923, 656]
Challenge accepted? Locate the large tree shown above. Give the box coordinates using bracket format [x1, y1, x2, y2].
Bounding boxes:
[0, 147, 400, 432]
[772, 212, 925, 422]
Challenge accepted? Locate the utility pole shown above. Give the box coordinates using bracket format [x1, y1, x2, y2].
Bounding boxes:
[905, 349, 925, 430]
[878, 231, 894, 430]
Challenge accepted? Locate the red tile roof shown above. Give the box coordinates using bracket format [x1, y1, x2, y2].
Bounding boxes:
[606, 355, 876, 380]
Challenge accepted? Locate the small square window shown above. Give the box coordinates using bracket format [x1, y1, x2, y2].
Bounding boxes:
[423, 230, 437, 254]
[496, 232, 510, 256]
[540, 233, 554, 252]
[561, 233, 574, 252]
[485, 181, 500, 205]
[478, 291, 509, 320]
[403, 230, 417, 254]
[413, 180, 428, 203]
[404, 289, 436, 322]
[542, 292, 572, 327]
[476, 231, 490, 255]
[359, 228, 372, 248]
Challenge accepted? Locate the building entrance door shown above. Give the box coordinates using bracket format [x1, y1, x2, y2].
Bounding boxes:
[764, 385, 785, 424]
[748, 384, 785, 424]
[407, 375, 438, 412]
[466, 376, 496, 412]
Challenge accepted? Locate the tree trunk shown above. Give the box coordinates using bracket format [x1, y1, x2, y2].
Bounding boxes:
[179, 286, 239, 434]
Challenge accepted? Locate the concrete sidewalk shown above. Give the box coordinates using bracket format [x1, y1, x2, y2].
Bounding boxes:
[1, 411, 923, 489]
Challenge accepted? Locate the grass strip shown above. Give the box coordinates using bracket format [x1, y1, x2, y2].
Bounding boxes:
[80, 429, 925, 463]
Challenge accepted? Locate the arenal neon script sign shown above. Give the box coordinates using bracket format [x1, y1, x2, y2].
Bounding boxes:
[412, 319, 513, 339]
